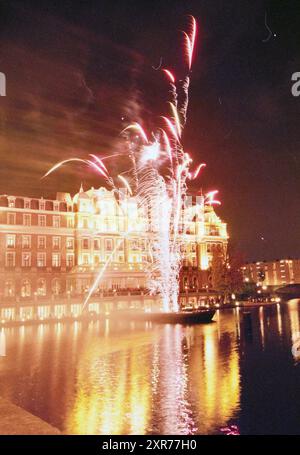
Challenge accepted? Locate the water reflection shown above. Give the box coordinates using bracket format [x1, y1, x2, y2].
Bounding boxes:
[0, 302, 299, 434]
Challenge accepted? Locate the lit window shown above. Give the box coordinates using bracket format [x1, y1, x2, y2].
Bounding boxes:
[66, 254, 74, 268]
[5, 252, 15, 267]
[22, 253, 31, 267]
[105, 239, 113, 251]
[53, 202, 59, 211]
[130, 240, 139, 251]
[22, 235, 31, 248]
[7, 213, 16, 225]
[116, 239, 124, 251]
[6, 235, 15, 248]
[37, 278, 46, 295]
[8, 198, 15, 208]
[82, 218, 88, 229]
[53, 216, 60, 228]
[23, 214, 31, 226]
[52, 253, 61, 267]
[24, 199, 30, 209]
[52, 236, 61, 249]
[67, 217, 73, 228]
[39, 200, 45, 210]
[38, 215, 46, 227]
[38, 236, 46, 249]
[82, 254, 89, 265]
[67, 237, 74, 249]
[37, 253, 46, 267]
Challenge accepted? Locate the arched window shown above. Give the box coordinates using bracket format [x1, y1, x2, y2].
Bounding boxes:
[37, 278, 46, 296]
[4, 280, 15, 297]
[21, 279, 31, 297]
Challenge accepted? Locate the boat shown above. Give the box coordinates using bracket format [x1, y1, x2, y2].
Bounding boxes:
[117, 308, 216, 324]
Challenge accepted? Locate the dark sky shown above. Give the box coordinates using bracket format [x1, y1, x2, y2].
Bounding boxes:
[0, 0, 300, 261]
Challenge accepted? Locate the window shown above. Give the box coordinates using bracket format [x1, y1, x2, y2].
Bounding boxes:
[105, 239, 113, 251]
[52, 236, 61, 249]
[6, 235, 15, 248]
[4, 280, 15, 297]
[67, 237, 74, 249]
[67, 217, 73, 228]
[38, 215, 46, 227]
[94, 239, 100, 250]
[52, 279, 61, 295]
[94, 255, 100, 265]
[24, 199, 30, 209]
[82, 254, 89, 265]
[82, 238, 89, 249]
[66, 254, 74, 268]
[21, 279, 31, 297]
[52, 253, 61, 267]
[8, 198, 15, 208]
[22, 235, 31, 248]
[82, 218, 88, 229]
[37, 252, 46, 267]
[5, 252, 15, 267]
[117, 240, 124, 251]
[38, 236, 46, 249]
[22, 253, 31, 267]
[23, 214, 31, 226]
[39, 200, 45, 210]
[53, 202, 59, 211]
[37, 278, 46, 296]
[7, 213, 16, 225]
[53, 216, 60, 228]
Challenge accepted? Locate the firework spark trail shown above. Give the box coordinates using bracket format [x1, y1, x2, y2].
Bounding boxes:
[162, 69, 178, 107]
[44, 16, 217, 313]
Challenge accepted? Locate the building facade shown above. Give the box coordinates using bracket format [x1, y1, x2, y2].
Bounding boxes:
[242, 259, 300, 288]
[0, 186, 228, 303]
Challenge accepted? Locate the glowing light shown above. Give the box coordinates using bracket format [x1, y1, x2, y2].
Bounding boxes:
[121, 122, 148, 144]
[168, 102, 182, 137]
[162, 68, 175, 84]
[183, 16, 197, 70]
[118, 175, 133, 196]
[141, 142, 160, 163]
[89, 154, 108, 173]
[161, 116, 180, 143]
[161, 129, 173, 166]
[44, 16, 224, 314]
[193, 163, 206, 179]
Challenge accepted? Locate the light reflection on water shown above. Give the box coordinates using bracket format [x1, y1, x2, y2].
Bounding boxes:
[0, 301, 299, 434]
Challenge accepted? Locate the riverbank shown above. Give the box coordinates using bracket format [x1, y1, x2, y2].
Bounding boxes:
[0, 397, 60, 435]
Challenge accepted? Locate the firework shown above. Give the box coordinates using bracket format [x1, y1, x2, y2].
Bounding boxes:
[44, 16, 222, 313]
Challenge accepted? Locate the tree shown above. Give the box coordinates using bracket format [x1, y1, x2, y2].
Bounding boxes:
[210, 242, 244, 301]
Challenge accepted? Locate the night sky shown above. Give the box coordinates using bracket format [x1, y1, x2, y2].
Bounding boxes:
[0, 0, 300, 261]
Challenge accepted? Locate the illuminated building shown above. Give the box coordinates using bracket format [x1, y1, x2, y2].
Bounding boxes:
[242, 259, 300, 288]
[0, 186, 228, 302]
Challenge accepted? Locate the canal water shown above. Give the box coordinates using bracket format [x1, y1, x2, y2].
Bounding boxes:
[0, 300, 300, 435]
